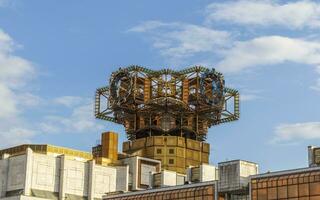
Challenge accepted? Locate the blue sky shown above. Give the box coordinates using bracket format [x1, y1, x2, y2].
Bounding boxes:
[1, 0, 320, 173]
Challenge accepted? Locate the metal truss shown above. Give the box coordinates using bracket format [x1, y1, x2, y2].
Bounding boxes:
[95, 65, 240, 141]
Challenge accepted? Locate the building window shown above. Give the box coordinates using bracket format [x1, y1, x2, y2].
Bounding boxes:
[169, 159, 174, 164]
[156, 149, 162, 154]
[169, 149, 175, 154]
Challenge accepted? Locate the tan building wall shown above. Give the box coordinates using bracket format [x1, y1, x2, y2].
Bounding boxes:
[251, 167, 320, 200]
[123, 136, 209, 174]
[103, 181, 216, 200]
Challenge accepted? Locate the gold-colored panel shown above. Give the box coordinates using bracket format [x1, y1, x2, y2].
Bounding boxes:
[186, 149, 193, 158]
[144, 78, 151, 103]
[177, 137, 185, 147]
[154, 136, 165, 146]
[122, 141, 131, 152]
[202, 143, 210, 153]
[186, 139, 201, 151]
[167, 157, 176, 166]
[166, 136, 177, 146]
[155, 147, 164, 155]
[176, 147, 185, 157]
[315, 156, 320, 164]
[146, 137, 153, 147]
[176, 157, 186, 168]
[131, 138, 146, 150]
[186, 159, 199, 167]
[201, 153, 209, 163]
[182, 79, 189, 104]
[192, 151, 200, 161]
[145, 147, 154, 157]
[167, 148, 176, 156]
[314, 148, 320, 156]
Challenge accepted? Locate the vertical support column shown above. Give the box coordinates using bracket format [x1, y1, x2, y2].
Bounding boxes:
[0, 154, 9, 198]
[88, 160, 95, 200]
[59, 155, 66, 200]
[214, 182, 218, 200]
[24, 147, 33, 196]
[101, 132, 118, 163]
[308, 146, 315, 167]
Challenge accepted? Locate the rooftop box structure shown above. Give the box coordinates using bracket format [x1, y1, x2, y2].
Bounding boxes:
[119, 156, 161, 191]
[218, 160, 258, 194]
[187, 164, 218, 183]
[151, 170, 186, 188]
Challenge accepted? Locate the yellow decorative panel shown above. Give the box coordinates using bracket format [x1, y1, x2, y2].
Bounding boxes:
[186, 149, 193, 158]
[146, 137, 154, 147]
[166, 136, 177, 146]
[131, 138, 146, 150]
[144, 78, 151, 103]
[177, 137, 185, 147]
[122, 141, 131, 152]
[154, 136, 165, 146]
[182, 79, 189, 104]
[176, 147, 185, 157]
[176, 157, 186, 168]
[192, 151, 200, 161]
[202, 143, 210, 153]
[201, 153, 209, 163]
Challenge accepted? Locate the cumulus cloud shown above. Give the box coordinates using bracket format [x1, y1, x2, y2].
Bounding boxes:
[0, 128, 37, 148]
[205, 0, 320, 29]
[273, 122, 320, 143]
[217, 36, 320, 73]
[129, 21, 230, 63]
[53, 96, 87, 107]
[0, 29, 36, 120]
[310, 66, 320, 91]
[39, 101, 104, 134]
[0, 29, 40, 147]
[240, 94, 260, 102]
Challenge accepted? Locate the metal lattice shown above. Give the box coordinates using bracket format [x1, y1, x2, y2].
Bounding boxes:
[95, 65, 239, 141]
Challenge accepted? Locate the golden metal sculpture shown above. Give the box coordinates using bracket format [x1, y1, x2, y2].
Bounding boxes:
[95, 66, 239, 172]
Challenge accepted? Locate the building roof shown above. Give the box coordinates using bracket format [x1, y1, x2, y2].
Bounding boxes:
[250, 166, 320, 179]
[0, 144, 93, 160]
[103, 181, 217, 199]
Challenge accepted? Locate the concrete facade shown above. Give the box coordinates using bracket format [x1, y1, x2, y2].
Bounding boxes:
[0, 148, 121, 200]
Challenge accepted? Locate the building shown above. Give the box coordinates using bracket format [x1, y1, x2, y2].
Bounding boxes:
[94, 66, 240, 174]
[0, 66, 319, 200]
[0, 144, 121, 200]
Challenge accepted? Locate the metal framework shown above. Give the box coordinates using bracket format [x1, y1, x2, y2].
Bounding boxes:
[95, 65, 239, 141]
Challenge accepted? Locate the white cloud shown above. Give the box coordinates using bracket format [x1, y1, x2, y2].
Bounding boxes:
[0, 128, 37, 148]
[129, 21, 230, 63]
[0, 29, 39, 147]
[39, 102, 104, 134]
[240, 94, 260, 102]
[310, 66, 320, 91]
[273, 122, 320, 143]
[0, 29, 36, 121]
[205, 0, 320, 29]
[53, 96, 87, 107]
[217, 36, 320, 73]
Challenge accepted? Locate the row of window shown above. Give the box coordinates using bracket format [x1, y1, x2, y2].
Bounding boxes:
[252, 172, 320, 189]
[108, 186, 214, 200]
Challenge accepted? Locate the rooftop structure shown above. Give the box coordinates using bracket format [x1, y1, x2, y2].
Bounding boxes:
[95, 66, 239, 173]
[1, 66, 319, 200]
